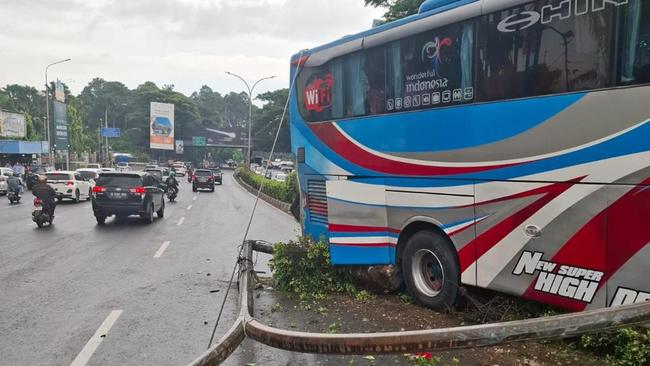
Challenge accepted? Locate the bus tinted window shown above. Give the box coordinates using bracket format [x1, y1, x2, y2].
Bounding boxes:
[386, 20, 475, 112]
[477, 0, 615, 102]
[345, 47, 386, 117]
[618, 0, 650, 85]
[298, 64, 345, 122]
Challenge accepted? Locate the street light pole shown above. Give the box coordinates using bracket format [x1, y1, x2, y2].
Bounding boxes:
[44, 58, 71, 167]
[225, 72, 276, 167]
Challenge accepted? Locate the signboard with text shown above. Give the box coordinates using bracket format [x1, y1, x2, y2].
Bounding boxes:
[185, 127, 247, 148]
[101, 127, 121, 138]
[53, 101, 69, 151]
[150, 102, 174, 150]
[175, 140, 184, 154]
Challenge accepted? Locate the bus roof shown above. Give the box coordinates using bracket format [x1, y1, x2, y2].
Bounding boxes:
[292, 0, 529, 67]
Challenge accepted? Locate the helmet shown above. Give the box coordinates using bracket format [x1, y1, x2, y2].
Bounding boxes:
[37, 175, 47, 183]
[170, 171, 176, 177]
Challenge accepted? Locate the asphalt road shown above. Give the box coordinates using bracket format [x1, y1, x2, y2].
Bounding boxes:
[0, 171, 301, 366]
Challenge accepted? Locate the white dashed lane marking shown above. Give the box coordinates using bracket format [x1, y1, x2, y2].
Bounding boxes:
[69, 310, 123, 366]
[177, 217, 185, 226]
[186, 205, 192, 211]
[153, 241, 171, 258]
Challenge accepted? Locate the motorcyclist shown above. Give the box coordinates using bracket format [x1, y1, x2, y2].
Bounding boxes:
[32, 175, 57, 217]
[165, 171, 179, 196]
[7, 173, 23, 196]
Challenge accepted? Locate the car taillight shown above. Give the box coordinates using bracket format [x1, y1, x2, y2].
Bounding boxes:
[66, 181, 74, 186]
[208, 176, 213, 181]
[92, 186, 106, 193]
[129, 187, 146, 195]
[34, 197, 41, 206]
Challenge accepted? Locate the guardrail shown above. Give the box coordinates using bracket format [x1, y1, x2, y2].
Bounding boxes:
[189, 241, 650, 365]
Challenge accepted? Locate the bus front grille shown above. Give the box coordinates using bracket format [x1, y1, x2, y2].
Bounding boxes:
[307, 180, 328, 226]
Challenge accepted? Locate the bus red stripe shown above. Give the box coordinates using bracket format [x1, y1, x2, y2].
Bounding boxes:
[329, 224, 400, 234]
[331, 243, 397, 248]
[310, 122, 521, 176]
[459, 179, 582, 272]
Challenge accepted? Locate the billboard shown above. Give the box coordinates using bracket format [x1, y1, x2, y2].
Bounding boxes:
[175, 140, 184, 154]
[55, 80, 65, 103]
[53, 101, 69, 151]
[185, 127, 248, 148]
[0, 110, 26, 138]
[150, 102, 174, 150]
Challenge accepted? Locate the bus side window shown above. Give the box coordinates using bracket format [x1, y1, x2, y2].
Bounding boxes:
[478, 0, 615, 102]
[618, 0, 650, 85]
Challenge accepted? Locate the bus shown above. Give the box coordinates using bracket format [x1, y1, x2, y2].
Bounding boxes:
[289, 0, 650, 312]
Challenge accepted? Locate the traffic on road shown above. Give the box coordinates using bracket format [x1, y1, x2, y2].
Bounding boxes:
[0, 164, 299, 365]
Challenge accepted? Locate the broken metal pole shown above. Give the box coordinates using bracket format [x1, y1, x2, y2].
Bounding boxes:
[189, 240, 650, 366]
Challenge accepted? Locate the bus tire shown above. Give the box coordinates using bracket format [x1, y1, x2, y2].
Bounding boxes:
[402, 230, 459, 312]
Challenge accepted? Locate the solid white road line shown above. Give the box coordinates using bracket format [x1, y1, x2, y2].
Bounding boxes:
[153, 241, 171, 258]
[69, 310, 123, 366]
[177, 217, 185, 226]
[186, 205, 192, 211]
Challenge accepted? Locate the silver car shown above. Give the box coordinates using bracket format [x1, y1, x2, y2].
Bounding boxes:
[0, 168, 14, 195]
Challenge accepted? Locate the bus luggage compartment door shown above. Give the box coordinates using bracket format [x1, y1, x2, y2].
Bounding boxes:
[326, 179, 391, 265]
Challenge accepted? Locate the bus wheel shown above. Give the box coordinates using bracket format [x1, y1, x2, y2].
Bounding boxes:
[402, 230, 459, 312]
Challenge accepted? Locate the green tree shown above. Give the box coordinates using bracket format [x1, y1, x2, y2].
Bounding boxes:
[68, 103, 90, 153]
[364, 0, 425, 22]
[252, 89, 291, 153]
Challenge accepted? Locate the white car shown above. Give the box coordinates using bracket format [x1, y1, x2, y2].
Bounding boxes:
[172, 164, 186, 177]
[0, 168, 14, 195]
[45, 171, 94, 203]
[116, 162, 131, 172]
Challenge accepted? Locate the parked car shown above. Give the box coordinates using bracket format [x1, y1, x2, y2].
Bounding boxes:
[210, 168, 223, 185]
[91, 172, 165, 225]
[192, 169, 214, 192]
[45, 171, 94, 203]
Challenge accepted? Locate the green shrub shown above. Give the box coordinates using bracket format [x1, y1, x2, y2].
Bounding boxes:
[235, 167, 298, 203]
[269, 237, 362, 300]
[578, 328, 650, 366]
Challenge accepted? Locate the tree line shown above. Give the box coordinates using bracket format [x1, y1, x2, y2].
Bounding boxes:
[0, 79, 292, 161]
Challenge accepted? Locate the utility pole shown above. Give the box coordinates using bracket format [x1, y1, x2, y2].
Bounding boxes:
[225, 72, 276, 167]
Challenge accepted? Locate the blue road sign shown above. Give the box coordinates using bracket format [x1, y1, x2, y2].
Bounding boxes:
[101, 128, 121, 138]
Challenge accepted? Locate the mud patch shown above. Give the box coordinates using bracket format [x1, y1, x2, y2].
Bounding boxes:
[252, 286, 608, 366]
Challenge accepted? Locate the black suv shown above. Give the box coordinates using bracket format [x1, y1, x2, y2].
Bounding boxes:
[192, 169, 215, 192]
[91, 172, 165, 224]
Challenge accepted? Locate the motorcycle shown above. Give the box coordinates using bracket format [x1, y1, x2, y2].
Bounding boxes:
[187, 173, 193, 183]
[166, 186, 178, 202]
[32, 197, 54, 228]
[8, 190, 21, 204]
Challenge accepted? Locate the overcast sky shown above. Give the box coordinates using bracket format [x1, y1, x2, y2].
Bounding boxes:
[0, 0, 383, 97]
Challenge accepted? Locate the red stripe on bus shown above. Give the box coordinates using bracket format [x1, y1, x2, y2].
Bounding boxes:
[522, 179, 650, 311]
[458, 178, 583, 273]
[310, 122, 521, 176]
[331, 243, 397, 248]
[329, 224, 400, 234]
